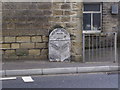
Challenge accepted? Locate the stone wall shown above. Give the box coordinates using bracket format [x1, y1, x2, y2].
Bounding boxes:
[51, 2, 83, 61]
[0, 1, 2, 62]
[102, 2, 119, 32]
[1, 2, 83, 61]
[118, 1, 120, 45]
[2, 2, 51, 60]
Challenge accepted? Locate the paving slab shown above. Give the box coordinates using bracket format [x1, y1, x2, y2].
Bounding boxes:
[2, 60, 118, 70]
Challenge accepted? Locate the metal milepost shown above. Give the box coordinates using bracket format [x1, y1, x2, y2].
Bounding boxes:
[49, 28, 71, 62]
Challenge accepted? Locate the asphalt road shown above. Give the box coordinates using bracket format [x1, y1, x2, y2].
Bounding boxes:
[2, 73, 119, 88]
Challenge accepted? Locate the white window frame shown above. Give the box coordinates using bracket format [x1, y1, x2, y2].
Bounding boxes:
[83, 3, 102, 34]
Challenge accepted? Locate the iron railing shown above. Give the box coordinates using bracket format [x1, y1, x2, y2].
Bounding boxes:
[83, 32, 118, 62]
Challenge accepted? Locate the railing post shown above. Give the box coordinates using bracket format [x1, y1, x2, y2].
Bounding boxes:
[114, 32, 118, 63]
[82, 33, 85, 63]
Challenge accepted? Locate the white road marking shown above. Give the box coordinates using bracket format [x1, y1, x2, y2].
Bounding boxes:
[0, 77, 17, 81]
[22, 76, 34, 83]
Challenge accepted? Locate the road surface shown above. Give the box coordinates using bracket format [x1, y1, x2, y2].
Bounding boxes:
[2, 73, 119, 88]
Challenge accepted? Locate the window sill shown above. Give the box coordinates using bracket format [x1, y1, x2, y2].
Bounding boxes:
[83, 30, 101, 34]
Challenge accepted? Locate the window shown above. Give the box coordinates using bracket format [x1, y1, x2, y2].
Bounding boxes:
[83, 3, 101, 31]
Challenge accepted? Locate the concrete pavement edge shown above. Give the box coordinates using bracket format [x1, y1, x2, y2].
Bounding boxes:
[1, 66, 120, 77]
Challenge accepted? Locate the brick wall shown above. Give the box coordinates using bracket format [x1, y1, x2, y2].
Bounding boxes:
[2, 2, 83, 61]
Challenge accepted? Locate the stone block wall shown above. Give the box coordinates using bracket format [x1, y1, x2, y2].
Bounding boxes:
[2, 2, 83, 61]
[102, 2, 119, 32]
[2, 36, 48, 60]
[51, 2, 83, 61]
[118, 1, 120, 45]
[102, 2, 120, 46]
[2, 2, 51, 60]
[0, 1, 1, 33]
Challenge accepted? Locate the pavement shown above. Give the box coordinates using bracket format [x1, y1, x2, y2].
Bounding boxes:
[1, 60, 119, 77]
